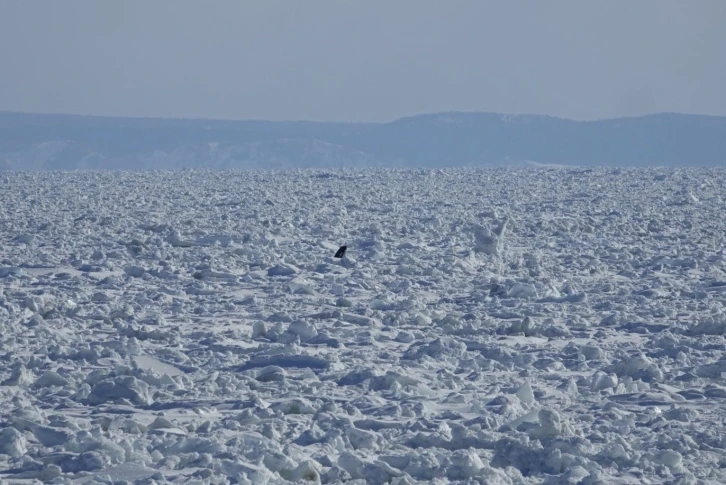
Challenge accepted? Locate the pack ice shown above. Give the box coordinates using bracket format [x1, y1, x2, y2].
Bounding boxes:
[1, 168, 725, 484]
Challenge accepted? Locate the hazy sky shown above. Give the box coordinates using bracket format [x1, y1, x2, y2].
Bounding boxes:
[1, 1, 725, 122]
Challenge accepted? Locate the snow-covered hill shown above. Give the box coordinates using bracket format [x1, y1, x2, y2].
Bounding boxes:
[1, 111, 724, 170]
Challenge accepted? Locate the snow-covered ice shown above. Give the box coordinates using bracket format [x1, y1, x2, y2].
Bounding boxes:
[1, 167, 726, 484]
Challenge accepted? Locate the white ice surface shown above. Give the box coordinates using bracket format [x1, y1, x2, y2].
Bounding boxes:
[1, 168, 726, 484]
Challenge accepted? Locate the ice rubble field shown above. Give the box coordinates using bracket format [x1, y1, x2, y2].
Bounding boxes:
[2, 167, 726, 485]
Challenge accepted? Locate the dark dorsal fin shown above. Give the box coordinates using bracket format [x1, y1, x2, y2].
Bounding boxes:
[334, 246, 347, 258]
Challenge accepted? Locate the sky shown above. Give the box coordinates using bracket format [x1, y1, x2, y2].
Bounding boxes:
[1, 1, 725, 122]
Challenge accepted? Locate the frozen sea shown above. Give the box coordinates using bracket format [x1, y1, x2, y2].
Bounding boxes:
[1, 167, 726, 484]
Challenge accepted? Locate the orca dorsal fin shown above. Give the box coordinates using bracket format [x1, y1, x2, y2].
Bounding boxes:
[334, 245, 347, 258]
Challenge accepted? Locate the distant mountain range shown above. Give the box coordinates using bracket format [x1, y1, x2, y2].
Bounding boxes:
[1, 110, 724, 170]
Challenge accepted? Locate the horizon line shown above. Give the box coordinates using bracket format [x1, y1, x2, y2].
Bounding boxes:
[1, 108, 724, 125]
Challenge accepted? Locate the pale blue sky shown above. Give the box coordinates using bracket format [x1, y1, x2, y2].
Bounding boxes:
[1, 0, 724, 121]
